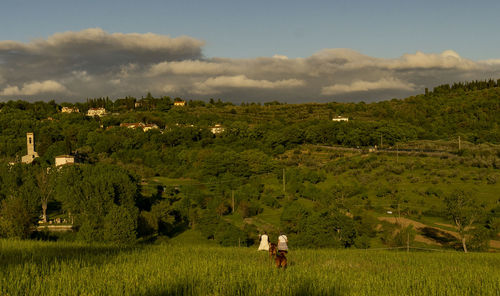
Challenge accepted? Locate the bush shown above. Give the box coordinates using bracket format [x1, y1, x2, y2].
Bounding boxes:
[237, 201, 262, 218]
[467, 227, 490, 252]
[103, 205, 138, 244]
[261, 194, 280, 208]
[0, 197, 35, 239]
[216, 222, 248, 246]
[486, 174, 498, 185]
[354, 235, 371, 249]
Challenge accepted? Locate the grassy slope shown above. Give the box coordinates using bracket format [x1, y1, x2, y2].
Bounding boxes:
[143, 147, 499, 250]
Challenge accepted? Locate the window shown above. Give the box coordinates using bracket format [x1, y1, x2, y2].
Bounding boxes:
[29, 137, 32, 144]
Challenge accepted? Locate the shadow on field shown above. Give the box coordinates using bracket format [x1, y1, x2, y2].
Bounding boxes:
[0, 243, 137, 269]
[140, 280, 198, 296]
[419, 227, 461, 249]
[291, 281, 344, 296]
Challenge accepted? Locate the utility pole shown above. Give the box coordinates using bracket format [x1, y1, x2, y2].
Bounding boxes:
[282, 168, 286, 194]
[231, 190, 235, 213]
[380, 134, 383, 149]
[458, 136, 461, 151]
[396, 144, 399, 163]
[398, 202, 401, 221]
[407, 232, 410, 253]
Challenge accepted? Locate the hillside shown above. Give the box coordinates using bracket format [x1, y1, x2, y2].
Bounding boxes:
[0, 82, 499, 251]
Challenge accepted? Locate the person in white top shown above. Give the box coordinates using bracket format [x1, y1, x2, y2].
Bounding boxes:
[258, 232, 270, 251]
[277, 233, 288, 253]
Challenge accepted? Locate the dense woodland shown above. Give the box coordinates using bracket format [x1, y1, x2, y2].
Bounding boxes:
[0, 80, 499, 251]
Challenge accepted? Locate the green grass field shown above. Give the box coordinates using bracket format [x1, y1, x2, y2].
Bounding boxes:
[1, 238, 499, 296]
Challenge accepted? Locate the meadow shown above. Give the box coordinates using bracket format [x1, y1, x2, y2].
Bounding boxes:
[1, 238, 499, 296]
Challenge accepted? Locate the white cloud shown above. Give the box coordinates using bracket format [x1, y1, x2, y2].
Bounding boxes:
[157, 84, 177, 93]
[273, 54, 289, 60]
[0, 80, 68, 96]
[38, 28, 205, 54]
[389, 50, 478, 70]
[321, 78, 416, 95]
[479, 59, 500, 65]
[193, 75, 305, 94]
[149, 60, 234, 76]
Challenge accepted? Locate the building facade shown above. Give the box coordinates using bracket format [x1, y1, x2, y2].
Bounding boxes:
[332, 116, 349, 122]
[61, 107, 79, 113]
[86, 108, 106, 117]
[55, 155, 75, 167]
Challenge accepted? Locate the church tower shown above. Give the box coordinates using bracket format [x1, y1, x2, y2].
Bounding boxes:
[21, 132, 39, 164]
[27, 132, 35, 155]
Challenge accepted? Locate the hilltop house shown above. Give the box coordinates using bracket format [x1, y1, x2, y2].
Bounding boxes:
[87, 107, 106, 117]
[61, 106, 79, 113]
[21, 132, 39, 164]
[174, 100, 186, 107]
[143, 123, 159, 132]
[210, 124, 225, 134]
[120, 122, 159, 132]
[55, 155, 75, 167]
[332, 116, 349, 122]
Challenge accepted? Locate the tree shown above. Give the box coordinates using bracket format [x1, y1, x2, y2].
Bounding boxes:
[54, 164, 140, 243]
[0, 164, 39, 238]
[0, 197, 34, 239]
[36, 167, 55, 223]
[103, 205, 138, 244]
[444, 189, 483, 252]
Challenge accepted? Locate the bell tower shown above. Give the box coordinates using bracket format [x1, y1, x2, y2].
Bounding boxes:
[27, 132, 35, 155]
[21, 132, 39, 164]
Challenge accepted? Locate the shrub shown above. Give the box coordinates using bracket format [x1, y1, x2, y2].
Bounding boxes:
[0, 197, 35, 239]
[486, 174, 498, 185]
[103, 205, 138, 244]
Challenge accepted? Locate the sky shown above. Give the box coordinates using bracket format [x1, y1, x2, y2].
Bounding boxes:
[1, 0, 500, 103]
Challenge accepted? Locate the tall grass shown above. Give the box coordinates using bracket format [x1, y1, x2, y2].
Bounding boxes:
[1, 239, 498, 295]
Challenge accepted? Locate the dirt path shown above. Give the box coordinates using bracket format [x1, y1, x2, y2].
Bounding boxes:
[378, 217, 442, 246]
[378, 217, 500, 249]
[434, 222, 456, 229]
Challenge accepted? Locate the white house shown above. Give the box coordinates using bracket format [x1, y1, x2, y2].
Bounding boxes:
[86, 107, 106, 117]
[120, 122, 159, 132]
[210, 124, 225, 134]
[55, 155, 75, 167]
[142, 123, 159, 132]
[332, 116, 349, 122]
[61, 106, 79, 113]
[174, 100, 186, 107]
[120, 122, 143, 129]
[21, 132, 39, 164]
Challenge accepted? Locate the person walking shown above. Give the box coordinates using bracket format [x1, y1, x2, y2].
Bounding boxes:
[277, 232, 288, 254]
[258, 232, 270, 251]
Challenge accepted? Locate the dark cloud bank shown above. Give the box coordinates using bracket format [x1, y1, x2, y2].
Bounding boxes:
[1, 28, 499, 103]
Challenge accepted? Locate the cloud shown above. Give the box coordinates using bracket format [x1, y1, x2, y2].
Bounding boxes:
[1, 28, 500, 103]
[321, 78, 415, 95]
[149, 60, 234, 76]
[389, 50, 478, 70]
[273, 54, 289, 60]
[0, 28, 204, 59]
[0, 28, 204, 80]
[193, 75, 305, 94]
[479, 59, 500, 65]
[0, 80, 68, 96]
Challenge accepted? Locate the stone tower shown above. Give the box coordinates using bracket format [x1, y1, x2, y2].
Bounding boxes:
[21, 132, 39, 164]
